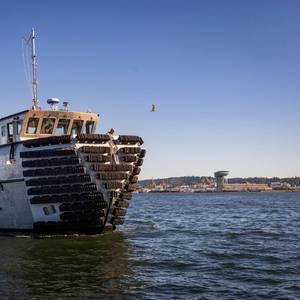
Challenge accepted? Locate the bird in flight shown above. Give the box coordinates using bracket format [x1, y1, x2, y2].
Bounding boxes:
[150, 104, 156, 112]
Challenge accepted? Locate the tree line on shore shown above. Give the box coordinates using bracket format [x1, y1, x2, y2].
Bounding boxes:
[228, 177, 300, 186]
[139, 176, 300, 187]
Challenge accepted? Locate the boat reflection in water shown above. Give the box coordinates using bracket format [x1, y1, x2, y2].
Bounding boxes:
[0, 232, 132, 298]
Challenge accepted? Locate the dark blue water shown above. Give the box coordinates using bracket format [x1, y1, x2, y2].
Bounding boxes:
[1, 192, 300, 299]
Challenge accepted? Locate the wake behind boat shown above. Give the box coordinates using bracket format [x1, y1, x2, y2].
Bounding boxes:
[0, 29, 145, 233]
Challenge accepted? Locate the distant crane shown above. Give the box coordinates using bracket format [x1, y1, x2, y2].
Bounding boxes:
[150, 104, 156, 112]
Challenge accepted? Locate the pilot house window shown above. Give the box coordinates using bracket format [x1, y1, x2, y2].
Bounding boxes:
[56, 119, 70, 135]
[41, 118, 56, 134]
[1, 126, 5, 137]
[7, 123, 13, 142]
[85, 121, 94, 134]
[26, 118, 39, 134]
[16, 121, 22, 135]
[71, 120, 83, 136]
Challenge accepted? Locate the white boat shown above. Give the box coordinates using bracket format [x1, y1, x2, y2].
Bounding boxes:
[0, 29, 145, 233]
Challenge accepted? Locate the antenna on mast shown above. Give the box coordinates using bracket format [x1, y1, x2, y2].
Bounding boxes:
[22, 28, 41, 110]
[31, 28, 39, 110]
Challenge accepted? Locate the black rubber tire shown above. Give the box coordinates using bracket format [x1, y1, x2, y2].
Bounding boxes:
[20, 148, 75, 158]
[26, 174, 91, 187]
[135, 158, 144, 167]
[118, 135, 144, 145]
[23, 166, 85, 177]
[113, 208, 127, 216]
[115, 200, 130, 208]
[139, 149, 146, 158]
[27, 183, 97, 196]
[77, 134, 110, 144]
[104, 181, 123, 190]
[23, 135, 71, 148]
[86, 154, 111, 163]
[111, 216, 125, 225]
[79, 146, 111, 154]
[125, 184, 137, 192]
[22, 157, 79, 168]
[97, 172, 128, 180]
[122, 155, 137, 163]
[120, 147, 141, 154]
[91, 164, 133, 172]
[110, 191, 120, 198]
[129, 175, 138, 184]
[121, 192, 133, 200]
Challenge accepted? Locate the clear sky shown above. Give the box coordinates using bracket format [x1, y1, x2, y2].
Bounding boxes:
[0, 0, 300, 179]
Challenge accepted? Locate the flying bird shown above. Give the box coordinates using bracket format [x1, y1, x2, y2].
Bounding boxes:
[150, 104, 156, 112]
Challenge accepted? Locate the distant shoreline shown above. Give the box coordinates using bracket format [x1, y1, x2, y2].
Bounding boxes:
[139, 190, 299, 194]
[138, 176, 300, 193]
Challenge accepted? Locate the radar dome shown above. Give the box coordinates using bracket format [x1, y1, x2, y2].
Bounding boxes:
[47, 98, 60, 105]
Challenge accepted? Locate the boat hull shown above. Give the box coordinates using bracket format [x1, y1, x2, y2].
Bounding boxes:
[0, 134, 145, 233]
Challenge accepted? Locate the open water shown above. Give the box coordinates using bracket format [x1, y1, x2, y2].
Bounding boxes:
[0, 192, 300, 299]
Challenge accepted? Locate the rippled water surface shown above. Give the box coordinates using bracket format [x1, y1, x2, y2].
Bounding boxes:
[1, 192, 300, 299]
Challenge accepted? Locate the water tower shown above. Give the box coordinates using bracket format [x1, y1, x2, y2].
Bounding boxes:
[214, 170, 229, 192]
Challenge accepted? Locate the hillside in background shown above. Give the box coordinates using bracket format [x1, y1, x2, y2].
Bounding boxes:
[139, 176, 300, 187]
[139, 176, 214, 187]
[228, 177, 300, 186]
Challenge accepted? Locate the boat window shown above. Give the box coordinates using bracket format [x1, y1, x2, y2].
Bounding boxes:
[56, 119, 70, 135]
[16, 121, 22, 135]
[40, 118, 56, 134]
[43, 205, 56, 216]
[7, 123, 13, 143]
[71, 120, 83, 136]
[1, 126, 5, 137]
[85, 121, 94, 134]
[26, 117, 39, 134]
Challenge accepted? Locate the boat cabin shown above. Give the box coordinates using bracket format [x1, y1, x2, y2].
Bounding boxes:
[0, 109, 99, 145]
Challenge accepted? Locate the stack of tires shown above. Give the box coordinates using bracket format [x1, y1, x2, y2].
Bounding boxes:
[109, 136, 146, 226]
[21, 141, 107, 232]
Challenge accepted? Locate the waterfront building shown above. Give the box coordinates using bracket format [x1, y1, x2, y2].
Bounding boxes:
[223, 183, 272, 192]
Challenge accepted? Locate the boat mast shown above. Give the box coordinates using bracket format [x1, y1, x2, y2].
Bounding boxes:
[31, 28, 39, 110]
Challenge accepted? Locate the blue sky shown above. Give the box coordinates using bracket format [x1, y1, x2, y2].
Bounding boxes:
[0, 0, 300, 179]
